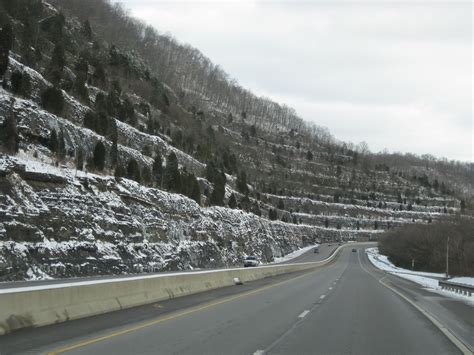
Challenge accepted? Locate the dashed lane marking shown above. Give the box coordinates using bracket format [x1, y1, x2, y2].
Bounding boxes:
[298, 310, 310, 318]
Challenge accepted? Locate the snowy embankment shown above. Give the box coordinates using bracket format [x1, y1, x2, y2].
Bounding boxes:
[272, 244, 319, 264]
[366, 248, 474, 304]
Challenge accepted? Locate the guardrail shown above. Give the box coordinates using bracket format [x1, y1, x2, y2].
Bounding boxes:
[439, 280, 473, 297]
[0, 242, 372, 335]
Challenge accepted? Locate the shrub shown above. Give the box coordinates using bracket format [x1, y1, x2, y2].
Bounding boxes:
[92, 141, 106, 171]
[11, 70, 31, 97]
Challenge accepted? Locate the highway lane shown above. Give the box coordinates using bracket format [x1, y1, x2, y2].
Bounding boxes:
[1, 245, 463, 355]
[0, 244, 337, 291]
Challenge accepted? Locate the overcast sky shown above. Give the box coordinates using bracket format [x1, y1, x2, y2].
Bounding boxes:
[119, 0, 472, 162]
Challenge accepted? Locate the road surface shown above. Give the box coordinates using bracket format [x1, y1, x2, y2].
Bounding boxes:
[0, 245, 471, 355]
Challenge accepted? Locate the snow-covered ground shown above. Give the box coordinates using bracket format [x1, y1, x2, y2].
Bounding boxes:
[366, 248, 474, 305]
[272, 244, 319, 264]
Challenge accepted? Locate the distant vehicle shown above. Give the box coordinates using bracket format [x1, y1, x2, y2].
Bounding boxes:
[352, 248, 357, 252]
[314, 247, 320, 253]
[244, 256, 259, 267]
[338, 242, 342, 246]
[328, 243, 332, 247]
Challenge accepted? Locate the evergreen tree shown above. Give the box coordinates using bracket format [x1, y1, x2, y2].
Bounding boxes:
[49, 128, 58, 154]
[152, 154, 163, 186]
[76, 148, 84, 171]
[189, 174, 201, 205]
[306, 150, 313, 161]
[228, 193, 237, 209]
[0, 23, 13, 79]
[236, 170, 249, 195]
[58, 129, 66, 161]
[126, 158, 141, 182]
[81, 19, 93, 40]
[277, 199, 284, 210]
[41, 86, 64, 115]
[333, 193, 340, 203]
[209, 169, 226, 206]
[48, 43, 66, 85]
[83, 110, 97, 132]
[93, 141, 106, 171]
[325, 218, 329, 228]
[11, 70, 31, 97]
[251, 201, 262, 216]
[110, 134, 118, 168]
[269, 208, 278, 221]
[460, 200, 466, 212]
[114, 162, 125, 179]
[1, 99, 19, 154]
[142, 166, 152, 185]
[163, 152, 181, 192]
[93, 62, 106, 87]
[205, 160, 219, 183]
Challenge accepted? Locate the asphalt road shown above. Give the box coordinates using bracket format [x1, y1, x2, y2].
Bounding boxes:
[0, 245, 469, 355]
[0, 244, 336, 290]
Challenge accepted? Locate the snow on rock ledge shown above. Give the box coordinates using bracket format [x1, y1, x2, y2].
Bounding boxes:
[0, 155, 367, 281]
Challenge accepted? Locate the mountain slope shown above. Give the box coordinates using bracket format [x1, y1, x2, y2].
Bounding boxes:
[0, 0, 471, 280]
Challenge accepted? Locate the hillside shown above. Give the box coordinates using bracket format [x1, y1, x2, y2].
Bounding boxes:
[0, 0, 472, 281]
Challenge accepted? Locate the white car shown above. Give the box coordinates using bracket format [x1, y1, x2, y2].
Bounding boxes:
[244, 256, 259, 267]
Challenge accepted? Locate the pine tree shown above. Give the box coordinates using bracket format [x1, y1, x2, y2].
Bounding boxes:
[76, 148, 84, 171]
[190, 174, 201, 205]
[152, 154, 163, 187]
[93, 141, 106, 171]
[48, 43, 66, 85]
[11, 70, 31, 97]
[58, 129, 66, 161]
[228, 193, 237, 209]
[277, 199, 284, 210]
[1, 99, 19, 154]
[163, 152, 181, 192]
[252, 201, 262, 216]
[209, 169, 226, 206]
[126, 158, 141, 182]
[49, 128, 58, 155]
[236, 171, 249, 195]
[0, 23, 14, 79]
[306, 150, 313, 161]
[325, 218, 329, 228]
[142, 166, 152, 185]
[114, 164, 125, 179]
[110, 134, 118, 168]
[81, 19, 93, 40]
[41, 86, 64, 115]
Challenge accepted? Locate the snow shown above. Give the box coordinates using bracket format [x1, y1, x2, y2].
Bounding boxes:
[449, 277, 474, 287]
[366, 248, 473, 304]
[365, 247, 444, 278]
[272, 244, 319, 263]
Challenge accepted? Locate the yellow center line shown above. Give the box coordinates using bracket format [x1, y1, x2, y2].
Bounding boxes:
[47, 264, 329, 354]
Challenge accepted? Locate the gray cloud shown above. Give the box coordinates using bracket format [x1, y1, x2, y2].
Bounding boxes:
[119, 0, 472, 162]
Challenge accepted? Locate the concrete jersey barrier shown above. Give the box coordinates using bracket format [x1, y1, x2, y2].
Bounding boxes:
[0, 243, 371, 335]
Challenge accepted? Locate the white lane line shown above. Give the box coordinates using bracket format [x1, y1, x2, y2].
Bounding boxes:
[253, 351, 265, 355]
[320, 294, 326, 299]
[298, 310, 310, 318]
[357, 249, 472, 355]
